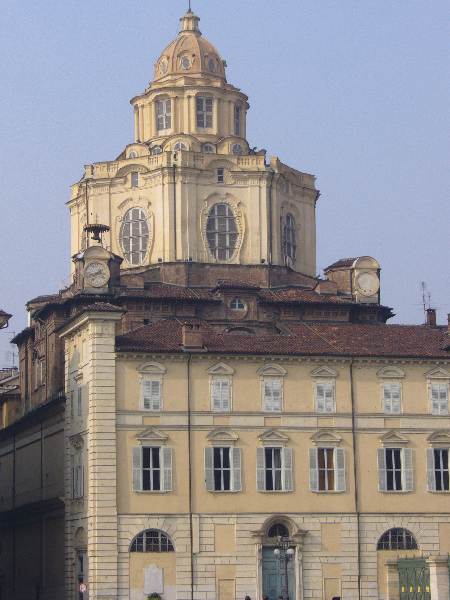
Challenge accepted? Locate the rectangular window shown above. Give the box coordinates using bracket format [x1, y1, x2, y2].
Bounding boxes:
[131, 172, 139, 188]
[217, 168, 224, 183]
[72, 453, 84, 499]
[77, 387, 83, 417]
[132, 446, 172, 492]
[256, 446, 293, 492]
[309, 447, 346, 492]
[262, 378, 282, 412]
[378, 447, 413, 492]
[211, 377, 231, 412]
[196, 96, 213, 128]
[427, 448, 450, 491]
[142, 378, 162, 411]
[383, 383, 401, 414]
[315, 382, 335, 413]
[234, 104, 241, 136]
[156, 98, 171, 130]
[205, 446, 241, 492]
[430, 383, 448, 415]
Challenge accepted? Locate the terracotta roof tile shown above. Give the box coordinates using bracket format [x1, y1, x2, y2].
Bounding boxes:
[324, 258, 357, 270]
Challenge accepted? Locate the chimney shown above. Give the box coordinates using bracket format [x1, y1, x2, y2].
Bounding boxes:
[182, 323, 205, 351]
[426, 308, 437, 327]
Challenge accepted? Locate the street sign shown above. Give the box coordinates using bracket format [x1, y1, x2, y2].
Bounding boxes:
[79, 583, 87, 593]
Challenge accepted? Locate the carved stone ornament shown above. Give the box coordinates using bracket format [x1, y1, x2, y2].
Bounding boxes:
[70, 434, 84, 449]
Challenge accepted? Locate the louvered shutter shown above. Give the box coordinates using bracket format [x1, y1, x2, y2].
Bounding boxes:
[162, 447, 173, 492]
[256, 447, 266, 491]
[272, 379, 282, 411]
[324, 384, 335, 413]
[212, 378, 230, 411]
[426, 448, 436, 491]
[316, 384, 325, 413]
[334, 448, 346, 491]
[132, 446, 142, 491]
[402, 448, 414, 492]
[377, 449, 387, 491]
[143, 379, 161, 410]
[391, 384, 401, 414]
[231, 447, 242, 492]
[282, 448, 293, 491]
[221, 379, 230, 411]
[309, 448, 319, 491]
[204, 447, 214, 491]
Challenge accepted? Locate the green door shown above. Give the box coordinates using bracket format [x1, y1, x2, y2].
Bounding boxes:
[262, 547, 295, 600]
[398, 559, 431, 600]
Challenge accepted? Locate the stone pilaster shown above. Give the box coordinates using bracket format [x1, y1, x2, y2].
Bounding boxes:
[385, 560, 400, 600]
[427, 556, 449, 600]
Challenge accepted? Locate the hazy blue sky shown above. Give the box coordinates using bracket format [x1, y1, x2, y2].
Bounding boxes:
[1, 0, 449, 366]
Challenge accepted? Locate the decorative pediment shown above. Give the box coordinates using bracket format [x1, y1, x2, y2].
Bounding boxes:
[380, 430, 409, 446]
[207, 428, 239, 445]
[135, 426, 168, 444]
[425, 367, 450, 380]
[138, 362, 166, 375]
[311, 429, 342, 447]
[257, 364, 287, 377]
[377, 366, 405, 379]
[258, 429, 289, 445]
[207, 362, 234, 376]
[310, 366, 338, 378]
[427, 430, 450, 446]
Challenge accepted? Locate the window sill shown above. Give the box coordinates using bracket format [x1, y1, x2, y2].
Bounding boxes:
[378, 490, 413, 494]
[258, 490, 293, 494]
[207, 490, 240, 494]
[311, 490, 346, 494]
[133, 490, 171, 494]
[427, 490, 450, 494]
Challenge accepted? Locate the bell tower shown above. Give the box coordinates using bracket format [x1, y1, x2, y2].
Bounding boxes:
[68, 10, 318, 282]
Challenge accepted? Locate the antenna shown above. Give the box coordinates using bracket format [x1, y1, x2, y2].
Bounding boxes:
[188, 0, 191, 11]
[420, 281, 432, 320]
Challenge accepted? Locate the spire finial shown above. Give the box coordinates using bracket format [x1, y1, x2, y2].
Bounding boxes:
[180, 6, 201, 34]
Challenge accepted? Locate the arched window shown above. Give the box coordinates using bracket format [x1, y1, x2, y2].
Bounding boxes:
[120, 207, 149, 266]
[151, 145, 162, 155]
[130, 529, 174, 552]
[128, 151, 138, 159]
[208, 57, 216, 72]
[156, 98, 171, 131]
[196, 96, 213, 128]
[231, 143, 243, 155]
[377, 528, 417, 550]
[267, 523, 289, 538]
[230, 298, 246, 310]
[283, 213, 296, 261]
[206, 203, 238, 261]
[173, 141, 188, 152]
[203, 143, 216, 154]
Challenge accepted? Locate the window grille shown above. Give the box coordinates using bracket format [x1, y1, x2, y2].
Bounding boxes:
[377, 528, 417, 550]
[230, 298, 245, 310]
[120, 207, 149, 266]
[206, 203, 238, 260]
[130, 529, 174, 552]
[267, 523, 289, 538]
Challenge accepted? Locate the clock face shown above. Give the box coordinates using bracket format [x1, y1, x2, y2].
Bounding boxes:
[84, 261, 109, 288]
[356, 271, 379, 296]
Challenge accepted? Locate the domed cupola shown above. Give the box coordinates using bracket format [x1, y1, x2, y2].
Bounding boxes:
[153, 9, 227, 83]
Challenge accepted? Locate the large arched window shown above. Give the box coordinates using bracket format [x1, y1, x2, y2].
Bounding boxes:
[206, 203, 238, 261]
[267, 523, 289, 538]
[130, 529, 174, 553]
[377, 528, 418, 550]
[283, 213, 296, 261]
[120, 207, 149, 266]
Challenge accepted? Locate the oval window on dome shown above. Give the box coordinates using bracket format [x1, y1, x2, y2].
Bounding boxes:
[120, 207, 149, 266]
[206, 203, 238, 261]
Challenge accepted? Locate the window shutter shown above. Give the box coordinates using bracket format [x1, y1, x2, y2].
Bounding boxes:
[282, 448, 293, 492]
[377, 448, 387, 491]
[162, 447, 173, 492]
[334, 448, 346, 492]
[402, 448, 414, 492]
[325, 384, 335, 413]
[426, 448, 436, 491]
[391, 384, 401, 414]
[211, 379, 227, 411]
[79, 455, 84, 498]
[309, 448, 319, 492]
[204, 447, 214, 491]
[132, 446, 142, 492]
[231, 447, 242, 492]
[316, 384, 325, 413]
[256, 447, 265, 491]
[71, 455, 75, 499]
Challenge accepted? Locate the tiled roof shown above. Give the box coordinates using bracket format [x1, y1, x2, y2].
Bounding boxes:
[116, 319, 450, 359]
[76, 302, 123, 313]
[324, 258, 357, 270]
[118, 285, 215, 301]
[258, 288, 350, 305]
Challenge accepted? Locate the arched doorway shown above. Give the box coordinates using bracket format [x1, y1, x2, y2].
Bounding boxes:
[253, 518, 307, 600]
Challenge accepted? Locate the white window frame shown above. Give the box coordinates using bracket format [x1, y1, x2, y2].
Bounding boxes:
[210, 376, 232, 412]
[314, 380, 335, 414]
[204, 446, 241, 492]
[131, 172, 139, 188]
[427, 447, 450, 492]
[377, 447, 413, 493]
[429, 382, 449, 415]
[382, 382, 402, 415]
[119, 207, 149, 266]
[256, 446, 293, 492]
[141, 377, 163, 412]
[196, 96, 213, 128]
[132, 445, 173, 493]
[262, 377, 283, 412]
[156, 98, 171, 131]
[309, 447, 346, 492]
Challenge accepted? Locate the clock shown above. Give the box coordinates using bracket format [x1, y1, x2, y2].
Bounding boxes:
[84, 261, 110, 288]
[356, 271, 379, 297]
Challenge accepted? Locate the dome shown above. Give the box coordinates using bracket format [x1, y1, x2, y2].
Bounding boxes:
[153, 10, 226, 82]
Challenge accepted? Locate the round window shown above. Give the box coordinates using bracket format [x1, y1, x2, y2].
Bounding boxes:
[231, 143, 243, 155]
[151, 145, 162, 155]
[120, 207, 149, 266]
[206, 203, 238, 261]
[180, 55, 192, 70]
